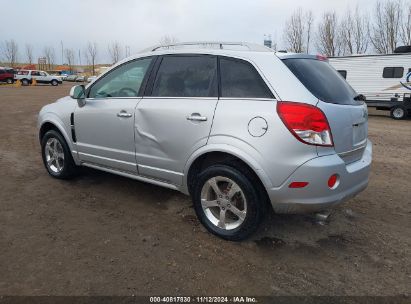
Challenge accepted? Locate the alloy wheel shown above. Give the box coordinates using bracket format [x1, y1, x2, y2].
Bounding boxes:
[200, 176, 247, 230]
[45, 137, 65, 173]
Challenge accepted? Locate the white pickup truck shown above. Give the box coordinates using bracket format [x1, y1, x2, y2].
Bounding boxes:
[15, 70, 63, 86]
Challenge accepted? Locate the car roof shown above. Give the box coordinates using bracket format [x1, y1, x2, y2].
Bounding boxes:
[134, 41, 277, 60]
[141, 41, 272, 53]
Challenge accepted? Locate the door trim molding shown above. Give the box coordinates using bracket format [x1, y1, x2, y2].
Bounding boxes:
[82, 162, 180, 191]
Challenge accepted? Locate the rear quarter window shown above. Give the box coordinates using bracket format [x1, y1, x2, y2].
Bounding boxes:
[282, 58, 358, 105]
[219, 57, 273, 99]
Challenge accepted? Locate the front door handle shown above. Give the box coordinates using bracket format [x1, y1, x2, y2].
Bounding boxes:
[186, 113, 207, 122]
[117, 111, 132, 118]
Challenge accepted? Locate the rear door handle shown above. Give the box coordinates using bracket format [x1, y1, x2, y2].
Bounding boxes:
[186, 113, 207, 122]
[117, 111, 132, 118]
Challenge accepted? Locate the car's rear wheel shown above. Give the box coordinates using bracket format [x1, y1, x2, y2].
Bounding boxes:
[41, 130, 78, 179]
[193, 164, 265, 241]
[21, 79, 29, 86]
[390, 106, 407, 120]
[51, 79, 58, 86]
[6, 78, 14, 84]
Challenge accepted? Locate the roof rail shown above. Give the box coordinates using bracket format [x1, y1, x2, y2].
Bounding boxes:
[140, 41, 273, 53]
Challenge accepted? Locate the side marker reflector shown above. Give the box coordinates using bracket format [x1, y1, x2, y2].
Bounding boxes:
[289, 182, 309, 188]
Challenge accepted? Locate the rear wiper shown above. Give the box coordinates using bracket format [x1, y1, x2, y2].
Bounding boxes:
[354, 94, 366, 101]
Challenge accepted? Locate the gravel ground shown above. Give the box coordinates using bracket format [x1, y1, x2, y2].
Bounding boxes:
[0, 83, 410, 296]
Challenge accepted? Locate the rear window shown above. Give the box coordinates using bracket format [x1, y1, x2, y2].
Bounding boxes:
[282, 58, 358, 105]
[17, 71, 29, 75]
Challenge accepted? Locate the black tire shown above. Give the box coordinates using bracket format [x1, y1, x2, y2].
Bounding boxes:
[21, 79, 29, 86]
[6, 78, 14, 84]
[193, 164, 266, 241]
[41, 130, 78, 179]
[51, 79, 58, 86]
[390, 106, 407, 120]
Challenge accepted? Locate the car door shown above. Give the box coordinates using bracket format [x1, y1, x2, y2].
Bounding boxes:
[74, 57, 154, 173]
[30, 71, 41, 83]
[135, 54, 218, 185]
[37, 71, 48, 83]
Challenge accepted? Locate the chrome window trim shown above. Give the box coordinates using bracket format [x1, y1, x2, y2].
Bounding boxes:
[141, 96, 217, 100]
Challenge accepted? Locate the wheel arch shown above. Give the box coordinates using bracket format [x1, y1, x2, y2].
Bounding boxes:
[39, 115, 75, 155]
[183, 144, 273, 196]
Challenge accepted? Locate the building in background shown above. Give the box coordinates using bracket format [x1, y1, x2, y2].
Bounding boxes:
[263, 35, 272, 49]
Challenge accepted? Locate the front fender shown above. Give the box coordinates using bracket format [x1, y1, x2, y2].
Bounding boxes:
[38, 112, 80, 164]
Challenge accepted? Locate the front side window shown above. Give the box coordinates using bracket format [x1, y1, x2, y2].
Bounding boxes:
[88, 57, 152, 98]
[383, 67, 404, 78]
[151, 55, 217, 97]
[219, 57, 273, 99]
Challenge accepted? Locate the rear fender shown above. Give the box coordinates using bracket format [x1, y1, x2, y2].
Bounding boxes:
[182, 141, 273, 195]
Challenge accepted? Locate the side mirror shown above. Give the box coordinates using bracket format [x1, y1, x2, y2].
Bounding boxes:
[70, 85, 86, 107]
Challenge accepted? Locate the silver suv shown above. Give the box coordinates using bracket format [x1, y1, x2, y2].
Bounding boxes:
[38, 42, 372, 240]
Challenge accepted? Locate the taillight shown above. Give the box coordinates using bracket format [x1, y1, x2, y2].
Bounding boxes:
[277, 102, 334, 147]
[316, 54, 328, 61]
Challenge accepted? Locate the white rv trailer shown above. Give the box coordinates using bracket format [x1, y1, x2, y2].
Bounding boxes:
[329, 53, 411, 119]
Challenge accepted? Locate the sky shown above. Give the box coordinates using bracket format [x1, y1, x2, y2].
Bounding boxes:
[1, 0, 379, 64]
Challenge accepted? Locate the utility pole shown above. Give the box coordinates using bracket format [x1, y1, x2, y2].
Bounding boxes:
[78, 49, 81, 66]
[61, 41, 64, 65]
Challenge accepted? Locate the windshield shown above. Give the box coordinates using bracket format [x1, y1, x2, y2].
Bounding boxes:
[282, 58, 360, 105]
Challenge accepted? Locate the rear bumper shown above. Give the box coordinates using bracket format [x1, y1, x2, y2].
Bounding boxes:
[267, 140, 372, 214]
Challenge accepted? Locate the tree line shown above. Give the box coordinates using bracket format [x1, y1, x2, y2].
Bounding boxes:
[282, 0, 411, 56]
[0, 35, 177, 75]
[1, 0, 410, 70]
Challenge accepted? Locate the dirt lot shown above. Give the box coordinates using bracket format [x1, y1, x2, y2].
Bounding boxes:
[0, 83, 410, 296]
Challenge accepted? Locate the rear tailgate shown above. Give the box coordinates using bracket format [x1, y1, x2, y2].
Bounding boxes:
[317, 101, 368, 163]
[282, 57, 367, 163]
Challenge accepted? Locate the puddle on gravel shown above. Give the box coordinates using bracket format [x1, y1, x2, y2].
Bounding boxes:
[254, 237, 286, 249]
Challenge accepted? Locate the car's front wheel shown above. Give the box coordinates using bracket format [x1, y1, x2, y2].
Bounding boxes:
[41, 130, 78, 179]
[193, 164, 265, 241]
[51, 79, 58, 86]
[6, 78, 14, 84]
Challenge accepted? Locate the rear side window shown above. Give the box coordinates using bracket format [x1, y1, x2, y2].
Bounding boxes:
[283, 58, 357, 105]
[219, 57, 273, 98]
[383, 67, 404, 78]
[151, 55, 217, 97]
